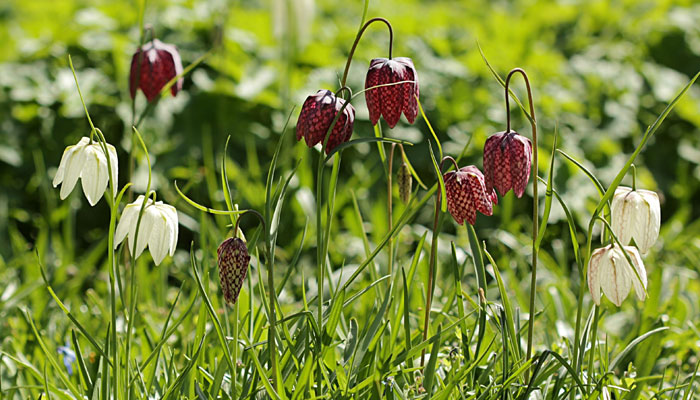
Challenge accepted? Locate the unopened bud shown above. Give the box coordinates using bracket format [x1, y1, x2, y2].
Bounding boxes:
[397, 161, 412, 204]
[217, 238, 251, 305]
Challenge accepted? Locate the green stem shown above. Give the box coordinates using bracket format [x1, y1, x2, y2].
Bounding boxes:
[387, 144, 396, 277]
[420, 194, 440, 368]
[587, 305, 601, 387]
[505, 68, 539, 374]
[340, 17, 393, 89]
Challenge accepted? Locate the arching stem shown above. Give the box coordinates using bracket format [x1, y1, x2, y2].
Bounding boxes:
[340, 17, 394, 89]
[505, 68, 539, 373]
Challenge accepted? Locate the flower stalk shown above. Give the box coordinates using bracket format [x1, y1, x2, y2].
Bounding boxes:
[340, 17, 393, 89]
[503, 68, 539, 370]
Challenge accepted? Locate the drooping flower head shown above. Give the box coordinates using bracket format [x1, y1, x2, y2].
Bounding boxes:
[129, 39, 184, 102]
[296, 90, 355, 154]
[483, 130, 532, 198]
[364, 57, 419, 128]
[217, 237, 251, 305]
[588, 244, 647, 307]
[443, 165, 498, 226]
[611, 186, 660, 254]
[53, 137, 118, 206]
[114, 195, 179, 266]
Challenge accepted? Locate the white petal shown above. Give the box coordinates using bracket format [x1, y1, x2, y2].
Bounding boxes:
[147, 206, 172, 265]
[53, 145, 76, 187]
[600, 246, 632, 307]
[636, 190, 660, 254]
[611, 187, 634, 246]
[588, 247, 606, 306]
[80, 145, 109, 206]
[59, 144, 87, 200]
[162, 204, 179, 256]
[624, 246, 647, 301]
[114, 196, 145, 248]
[129, 201, 155, 259]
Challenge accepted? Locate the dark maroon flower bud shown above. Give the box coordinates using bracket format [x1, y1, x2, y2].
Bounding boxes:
[443, 165, 497, 226]
[129, 39, 184, 102]
[217, 237, 251, 305]
[483, 131, 532, 198]
[296, 90, 355, 154]
[364, 57, 419, 128]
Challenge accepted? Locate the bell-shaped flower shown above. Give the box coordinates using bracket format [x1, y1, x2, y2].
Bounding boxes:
[52, 137, 118, 206]
[129, 39, 184, 102]
[483, 130, 532, 198]
[588, 244, 647, 307]
[217, 237, 251, 305]
[443, 165, 498, 226]
[364, 57, 419, 128]
[296, 90, 355, 154]
[114, 195, 179, 266]
[611, 186, 660, 254]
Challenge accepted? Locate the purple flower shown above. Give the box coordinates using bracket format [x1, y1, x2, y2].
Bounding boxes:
[296, 90, 355, 154]
[364, 57, 419, 128]
[483, 131, 532, 198]
[129, 39, 184, 102]
[443, 165, 497, 226]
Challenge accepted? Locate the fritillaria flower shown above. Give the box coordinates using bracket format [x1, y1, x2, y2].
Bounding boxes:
[483, 130, 532, 198]
[611, 186, 660, 254]
[52, 137, 118, 206]
[296, 90, 355, 154]
[443, 165, 498, 226]
[217, 237, 251, 305]
[588, 244, 647, 307]
[114, 195, 179, 266]
[129, 39, 184, 102]
[364, 57, 419, 128]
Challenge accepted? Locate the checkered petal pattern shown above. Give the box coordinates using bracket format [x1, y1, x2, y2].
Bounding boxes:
[217, 238, 251, 305]
[129, 39, 184, 102]
[483, 131, 532, 198]
[443, 165, 497, 225]
[295, 90, 356, 154]
[364, 57, 419, 128]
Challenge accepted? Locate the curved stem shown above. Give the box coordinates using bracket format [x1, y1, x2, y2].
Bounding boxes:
[340, 17, 393, 88]
[440, 155, 460, 173]
[505, 68, 539, 372]
[335, 86, 353, 99]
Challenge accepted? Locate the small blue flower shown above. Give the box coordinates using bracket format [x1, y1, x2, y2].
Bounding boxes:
[57, 343, 76, 376]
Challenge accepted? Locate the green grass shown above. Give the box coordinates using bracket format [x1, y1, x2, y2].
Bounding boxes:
[2, 0, 700, 399]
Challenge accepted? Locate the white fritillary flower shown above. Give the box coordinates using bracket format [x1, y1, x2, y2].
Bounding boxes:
[52, 137, 118, 206]
[588, 244, 647, 307]
[114, 195, 178, 266]
[611, 186, 660, 254]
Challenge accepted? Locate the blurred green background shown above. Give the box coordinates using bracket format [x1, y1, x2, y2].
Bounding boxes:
[2, 0, 700, 391]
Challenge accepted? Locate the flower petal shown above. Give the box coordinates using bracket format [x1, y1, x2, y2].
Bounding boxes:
[147, 206, 171, 265]
[114, 196, 146, 249]
[600, 246, 632, 307]
[624, 246, 647, 301]
[588, 247, 606, 306]
[80, 145, 109, 206]
[60, 144, 88, 200]
[128, 199, 154, 259]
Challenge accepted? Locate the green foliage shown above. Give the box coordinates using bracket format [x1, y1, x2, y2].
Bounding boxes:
[2, 0, 700, 399]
